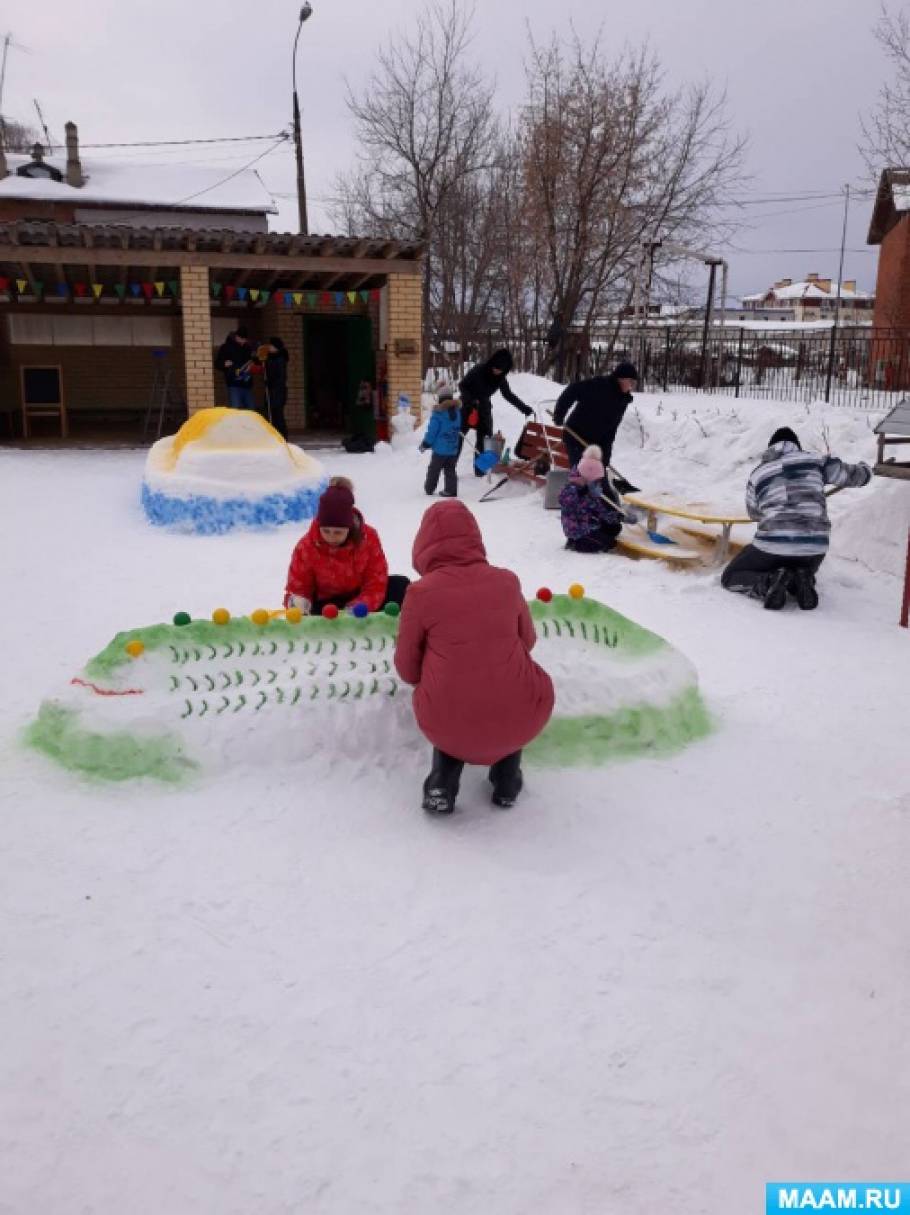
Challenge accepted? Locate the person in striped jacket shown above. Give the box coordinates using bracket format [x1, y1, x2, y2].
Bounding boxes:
[722, 427, 872, 611]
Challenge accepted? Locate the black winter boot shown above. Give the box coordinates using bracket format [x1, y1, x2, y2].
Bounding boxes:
[488, 752, 523, 808]
[791, 566, 819, 610]
[762, 567, 791, 611]
[422, 749, 463, 815]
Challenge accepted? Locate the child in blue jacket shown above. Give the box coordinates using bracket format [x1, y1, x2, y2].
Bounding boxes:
[420, 389, 461, 497]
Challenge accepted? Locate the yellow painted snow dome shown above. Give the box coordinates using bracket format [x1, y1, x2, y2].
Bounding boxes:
[142, 408, 327, 532]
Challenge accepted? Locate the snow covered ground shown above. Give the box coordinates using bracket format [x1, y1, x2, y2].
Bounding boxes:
[1, 385, 908, 1214]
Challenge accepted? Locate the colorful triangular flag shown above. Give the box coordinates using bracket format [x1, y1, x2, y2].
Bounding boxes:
[250, 288, 260, 303]
[334, 292, 344, 306]
[212, 281, 223, 298]
[370, 288, 381, 302]
[58, 282, 69, 297]
[141, 282, 154, 300]
[34, 281, 43, 295]
[0, 277, 9, 292]
[237, 286, 248, 302]
[293, 292, 303, 307]
[154, 281, 165, 297]
[346, 291, 357, 305]
[260, 289, 270, 305]
[307, 292, 317, 308]
[167, 280, 179, 298]
[74, 282, 88, 297]
[130, 283, 142, 297]
[16, 278, 28, 293]
[92, 283, 104, 300]
[224, 284, 237, 301]
[114, 284, 126, 300]
[359, 290, 369, 304]
[321, 292, 331, 307]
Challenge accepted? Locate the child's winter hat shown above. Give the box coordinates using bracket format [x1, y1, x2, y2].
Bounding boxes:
[577, 444, 606, 482]
[317, 484, 356, 530]
[435, 388, 458, 410]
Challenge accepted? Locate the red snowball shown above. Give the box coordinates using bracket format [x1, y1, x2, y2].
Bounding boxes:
[322, 604, 339, 619]
[536, 588, 553, 602]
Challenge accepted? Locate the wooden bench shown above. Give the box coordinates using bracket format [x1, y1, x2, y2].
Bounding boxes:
[623, 492, 753, 564]
[480, 422, 569, 503]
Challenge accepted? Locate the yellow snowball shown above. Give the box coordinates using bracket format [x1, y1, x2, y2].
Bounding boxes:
[285, 607, 303, 624]
[125, 640, 145, 658]
[212, 608, 231, 625]
[250, 609, 270, 626]
[568, 583, 585, 600]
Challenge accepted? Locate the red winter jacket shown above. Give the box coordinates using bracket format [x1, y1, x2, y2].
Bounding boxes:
[394, 501, 554, 764]
[284, 511, 389, 611]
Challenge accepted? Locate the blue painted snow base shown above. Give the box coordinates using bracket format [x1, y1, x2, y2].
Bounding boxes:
[141, 480, 328, 534]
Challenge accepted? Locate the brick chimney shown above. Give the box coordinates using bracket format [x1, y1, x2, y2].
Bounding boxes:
[65, 121, 84, 187]
[806, 272, 819, 282]
[819, 278, 832, 292]
[843, 279, 856, 294]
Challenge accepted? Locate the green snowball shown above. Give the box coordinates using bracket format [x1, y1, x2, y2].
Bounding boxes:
[173, 612, 192, 627]
[383, 602, 401, 617]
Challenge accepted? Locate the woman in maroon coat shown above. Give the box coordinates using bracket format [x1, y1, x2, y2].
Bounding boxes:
[394, 500, 554, 815]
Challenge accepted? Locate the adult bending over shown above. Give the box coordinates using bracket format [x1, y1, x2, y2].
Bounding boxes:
[394, 501, 554, 815]
[459, 348, 531, 475]
[553, 360, 638, 471]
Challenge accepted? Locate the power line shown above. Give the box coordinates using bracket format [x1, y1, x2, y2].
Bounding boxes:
[171, 135, 290, 205]
[78, 132, 288, 149]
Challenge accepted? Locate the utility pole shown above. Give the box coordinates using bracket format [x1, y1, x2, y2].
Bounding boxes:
[292, 4, 313, 236]
[824, 184, 850, 403]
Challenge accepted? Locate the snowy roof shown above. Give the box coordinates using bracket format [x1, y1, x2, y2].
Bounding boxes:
[0, 153, 277, 215]
[868, 168, 910, 243]
[874, 398, 910, 436]
[742, 279, 872, 303]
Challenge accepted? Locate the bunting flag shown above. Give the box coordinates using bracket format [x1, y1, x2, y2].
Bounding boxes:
[74, 282, 88, 297]
[141, 282, 155, 300]
[307, 292, 317, 308]
[34, 281, 43, 296]
[249, 288, 260, 303]
[130, 283, 142, 298]
[0, 277, 10, 292]
[281, 291, 292, 307]
[260, 289, 271, 305]
[292, 292, 303, 307]
[236, 287, 248, 302]
[212, 281, 223, 298]
[224, 284, 237, 301]
[167, 280, 179, 298]
[16, 279, 28, 293]
[370, 288, 381, 302]
[346, 291, 357, 305]
[359, 290, 369, 304]
[321, 292, 331, 307]
[92, 284, 104, 300]
[334, 292, 344, 307]
[57, 283, 69, 297]
[154, 281, 166, 297]
[114, 284, 127, 300]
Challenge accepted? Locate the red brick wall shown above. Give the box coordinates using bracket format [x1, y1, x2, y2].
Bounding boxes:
[873, 216, 910, 330]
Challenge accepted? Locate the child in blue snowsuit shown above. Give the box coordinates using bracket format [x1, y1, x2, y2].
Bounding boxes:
[421, 389, 461, 497]
[559, 445, 627, 552]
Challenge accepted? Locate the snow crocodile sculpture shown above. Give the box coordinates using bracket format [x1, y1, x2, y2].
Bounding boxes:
[25, 592, 711, 784]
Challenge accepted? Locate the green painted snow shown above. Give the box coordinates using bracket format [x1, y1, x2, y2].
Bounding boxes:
[527, 685, 711, 766]
[24, 703, 197, 785]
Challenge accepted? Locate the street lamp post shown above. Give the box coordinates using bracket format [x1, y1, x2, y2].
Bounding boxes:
[292, 3, 313, 236]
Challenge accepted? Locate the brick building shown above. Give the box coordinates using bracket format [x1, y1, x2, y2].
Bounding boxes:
[868, 168, 910, 331]
[0, 127, 423, 440]
[741, 274, 874, 322]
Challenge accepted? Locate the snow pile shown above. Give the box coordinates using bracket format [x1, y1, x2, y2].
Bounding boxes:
[141, 408, 327, 533]
[26, 596, 709, 783]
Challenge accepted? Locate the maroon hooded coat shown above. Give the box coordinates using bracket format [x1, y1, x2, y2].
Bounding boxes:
[394, 501, 554, 764]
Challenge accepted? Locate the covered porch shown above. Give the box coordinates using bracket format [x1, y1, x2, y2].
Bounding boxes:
[0, 221, 423, 443]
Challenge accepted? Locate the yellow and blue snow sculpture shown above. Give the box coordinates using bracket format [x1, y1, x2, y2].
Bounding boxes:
[141, 407, 327, 533]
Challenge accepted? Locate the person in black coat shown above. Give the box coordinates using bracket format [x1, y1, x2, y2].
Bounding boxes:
[214, 327, 256, 410]
[458, 348, 531, 475]
[263, 336, 290, 440]
[553, 361, 638, 470]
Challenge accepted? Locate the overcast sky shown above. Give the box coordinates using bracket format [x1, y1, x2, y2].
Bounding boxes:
[3, 0, 891, 301]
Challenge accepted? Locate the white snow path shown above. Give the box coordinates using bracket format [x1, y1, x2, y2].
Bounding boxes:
[1, 392, 908, 1215]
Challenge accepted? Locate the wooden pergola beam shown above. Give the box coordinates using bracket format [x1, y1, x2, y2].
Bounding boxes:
[0, 244, 422, 276]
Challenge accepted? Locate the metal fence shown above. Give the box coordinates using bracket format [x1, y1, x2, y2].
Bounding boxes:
[459, 325, 910, 411]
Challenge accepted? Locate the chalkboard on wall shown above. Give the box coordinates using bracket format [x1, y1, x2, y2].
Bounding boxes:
[21, 366, 63, 406]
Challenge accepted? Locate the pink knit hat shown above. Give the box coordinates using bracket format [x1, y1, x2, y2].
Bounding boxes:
[576, 445, 605, 482]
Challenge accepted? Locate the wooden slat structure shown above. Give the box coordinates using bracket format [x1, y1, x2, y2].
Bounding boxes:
[874, 398, 910, 480]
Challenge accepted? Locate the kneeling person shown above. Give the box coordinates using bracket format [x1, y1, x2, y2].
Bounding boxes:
[722, 427, 872, 611]
[559, 445, 627, 553]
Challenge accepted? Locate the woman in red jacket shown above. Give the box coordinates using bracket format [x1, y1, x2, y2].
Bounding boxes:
[285, 478, 408, 614]
[394, 500, 554, 814]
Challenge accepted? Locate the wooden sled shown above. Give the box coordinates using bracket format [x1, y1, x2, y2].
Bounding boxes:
[623, 491, 753, 564]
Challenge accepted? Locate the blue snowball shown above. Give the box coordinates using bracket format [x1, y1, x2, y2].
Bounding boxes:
[352, 602, 369, 619]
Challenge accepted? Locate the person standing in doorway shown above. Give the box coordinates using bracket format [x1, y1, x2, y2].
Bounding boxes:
[215, 326, 256, 410]
[263, 337, 290, 440]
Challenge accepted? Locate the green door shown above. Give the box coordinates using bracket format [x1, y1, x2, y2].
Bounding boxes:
[344, 315, 375, 440]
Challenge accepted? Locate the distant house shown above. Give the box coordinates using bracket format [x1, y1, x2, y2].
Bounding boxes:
[741, 274, 874, 323]
[867, 168, 910, 330]
[0, 123, 424, 440]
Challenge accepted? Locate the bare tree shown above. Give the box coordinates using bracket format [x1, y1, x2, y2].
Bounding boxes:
[518, 33, 746, 371]
[860, 3, 910, 172]
[334, 0, 499, 357]
[1, 117, 41, 152]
